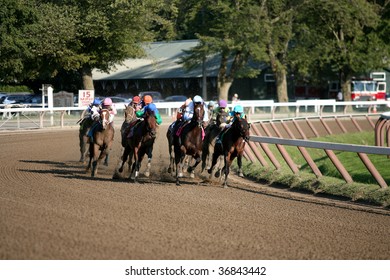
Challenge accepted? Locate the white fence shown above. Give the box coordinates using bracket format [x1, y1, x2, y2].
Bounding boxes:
[1, 99, 389, 130]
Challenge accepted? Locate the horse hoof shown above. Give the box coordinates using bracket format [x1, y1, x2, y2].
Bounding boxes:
[178, 172, 183, 178]
[239, 172, 244, 177]
[215, 170, 221, 178]
[176, 181, 181, 186]
[118, 167, 123, 173]
[190, 172, 195, 179]
[207, 169, 212, 174]
[144, 171, 150, 177]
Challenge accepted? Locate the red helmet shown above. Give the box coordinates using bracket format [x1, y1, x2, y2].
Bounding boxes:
[132, 96, 141, 104]
[143, 95, 153, 104]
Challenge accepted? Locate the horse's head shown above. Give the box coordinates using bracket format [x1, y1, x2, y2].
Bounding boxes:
[193, 102, 205, 127]
[124, 105, 135, 122]
[233, 118, 250, 141]
[144, 109, 158, 138]
[99, 109, 110, 129]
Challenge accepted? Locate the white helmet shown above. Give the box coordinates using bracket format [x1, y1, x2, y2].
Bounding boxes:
[193, 95, 203, 103]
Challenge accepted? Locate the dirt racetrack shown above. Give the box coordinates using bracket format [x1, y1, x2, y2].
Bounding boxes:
[1, 123, 390, 260]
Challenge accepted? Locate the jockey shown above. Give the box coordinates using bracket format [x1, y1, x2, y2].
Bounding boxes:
[216, 104, 246, 143]
[135, 102, 162, 125]
[129, 95, 142, 112]
[214, 99, 230, 128]
[172, 95, 209, 136]
[79, 97, 101, 128]
[127, 95, 161, 138]
[207, 100, 216, 123]
[229, 104, 246, 122]
[100, 97, 117, 123]
[182, 95, 209, 124]
[87, 97, 117, 140]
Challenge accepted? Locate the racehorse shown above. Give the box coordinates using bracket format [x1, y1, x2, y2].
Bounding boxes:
[208, 117, 250, 187]
[78, 116, 94, 163]
[118, 108, 157, 181]
[120, 105, 137, 148]
[86, 109, 115, 177]
[173, 102, 204, 185]
[201, 111, 229, 173]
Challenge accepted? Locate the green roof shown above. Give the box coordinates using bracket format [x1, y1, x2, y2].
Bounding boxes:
[92, 40, 220, 81]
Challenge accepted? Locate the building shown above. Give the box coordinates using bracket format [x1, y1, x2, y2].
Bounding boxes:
[92, 40, 274, 101]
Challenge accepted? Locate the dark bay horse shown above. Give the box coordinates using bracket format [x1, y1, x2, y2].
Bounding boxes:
[78, 115, 94, 163]
[86, 109, 115, 177]
[173, 102, 204, 185]
[201, 111, 229, 173]
[118, 109, 157, 181]
[208, 117, 250, 187]
[120, 105, 136, 148]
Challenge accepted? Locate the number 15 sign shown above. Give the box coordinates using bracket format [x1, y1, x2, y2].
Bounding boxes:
[78, 90, 95, 107]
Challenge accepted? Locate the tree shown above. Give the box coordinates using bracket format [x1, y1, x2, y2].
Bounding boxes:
[261, 0, 304, 103]
[0, 0, 176, 91]
[290, 0, 388, 101]
[180, 0, 268, 101]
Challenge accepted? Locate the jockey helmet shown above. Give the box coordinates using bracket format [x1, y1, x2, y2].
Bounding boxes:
[103, 97, 113, 106]
[143, 95, 153, 104]
[146, 103, 157, 112]
[233, 104, 244, 113]
[193, 95, 203, 103]
[208, 101, 216, 108]
[218, 99, 227, 108]
[132, 96, 141, 104]
[92, 98, 101, 105]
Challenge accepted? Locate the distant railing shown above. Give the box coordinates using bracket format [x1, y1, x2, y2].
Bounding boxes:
[1, 99, 389, 130]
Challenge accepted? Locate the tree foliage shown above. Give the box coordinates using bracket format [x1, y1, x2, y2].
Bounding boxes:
[290, 0, 388, 100]
[0, 0, 176, 90]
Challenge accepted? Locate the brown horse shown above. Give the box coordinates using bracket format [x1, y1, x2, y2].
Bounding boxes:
[118, 109, 157, 181]
[78, 116, 94, 163]
[208, 117, 250, 187]
[173, 102, 205, 185]
[120, 105, 136, 148]
[201, 111, 229, 173]
[86, 109, 115, 177]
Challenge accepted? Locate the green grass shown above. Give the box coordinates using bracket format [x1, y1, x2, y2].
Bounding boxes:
[238, 131, 390, 208]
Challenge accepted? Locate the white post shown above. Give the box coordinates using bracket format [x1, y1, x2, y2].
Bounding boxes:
[48, 86, 54, 125]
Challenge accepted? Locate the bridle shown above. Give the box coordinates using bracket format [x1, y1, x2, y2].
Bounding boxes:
[100, 109, 110, 129]
[194, 102, 204, 128]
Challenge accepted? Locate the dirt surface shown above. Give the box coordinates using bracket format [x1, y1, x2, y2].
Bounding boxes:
[1, 124, 390, 260]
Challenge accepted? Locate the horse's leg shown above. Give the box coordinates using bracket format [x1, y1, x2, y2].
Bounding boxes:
[103, 154, 108, 166]
[79, 129, 88, 162]
[222, 152, 232, 188]
[91, 144, 100, 177]
[118, 145, 130, 173]
[188, 154, 202, 179]
[131, 146, 140, 181]
[208, 148, 220, 178]
[174, 146, 183, 186]
[86, 142, 93, 172]
[237, 154, 244, 177]
[143, 146, 152, 177]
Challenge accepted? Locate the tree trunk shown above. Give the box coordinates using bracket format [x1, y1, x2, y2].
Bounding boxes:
[218, 81, 232, 102]
[275, 68, 289, 103]
[81, 66, 94, 90]
[341, 74, 352, 102]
